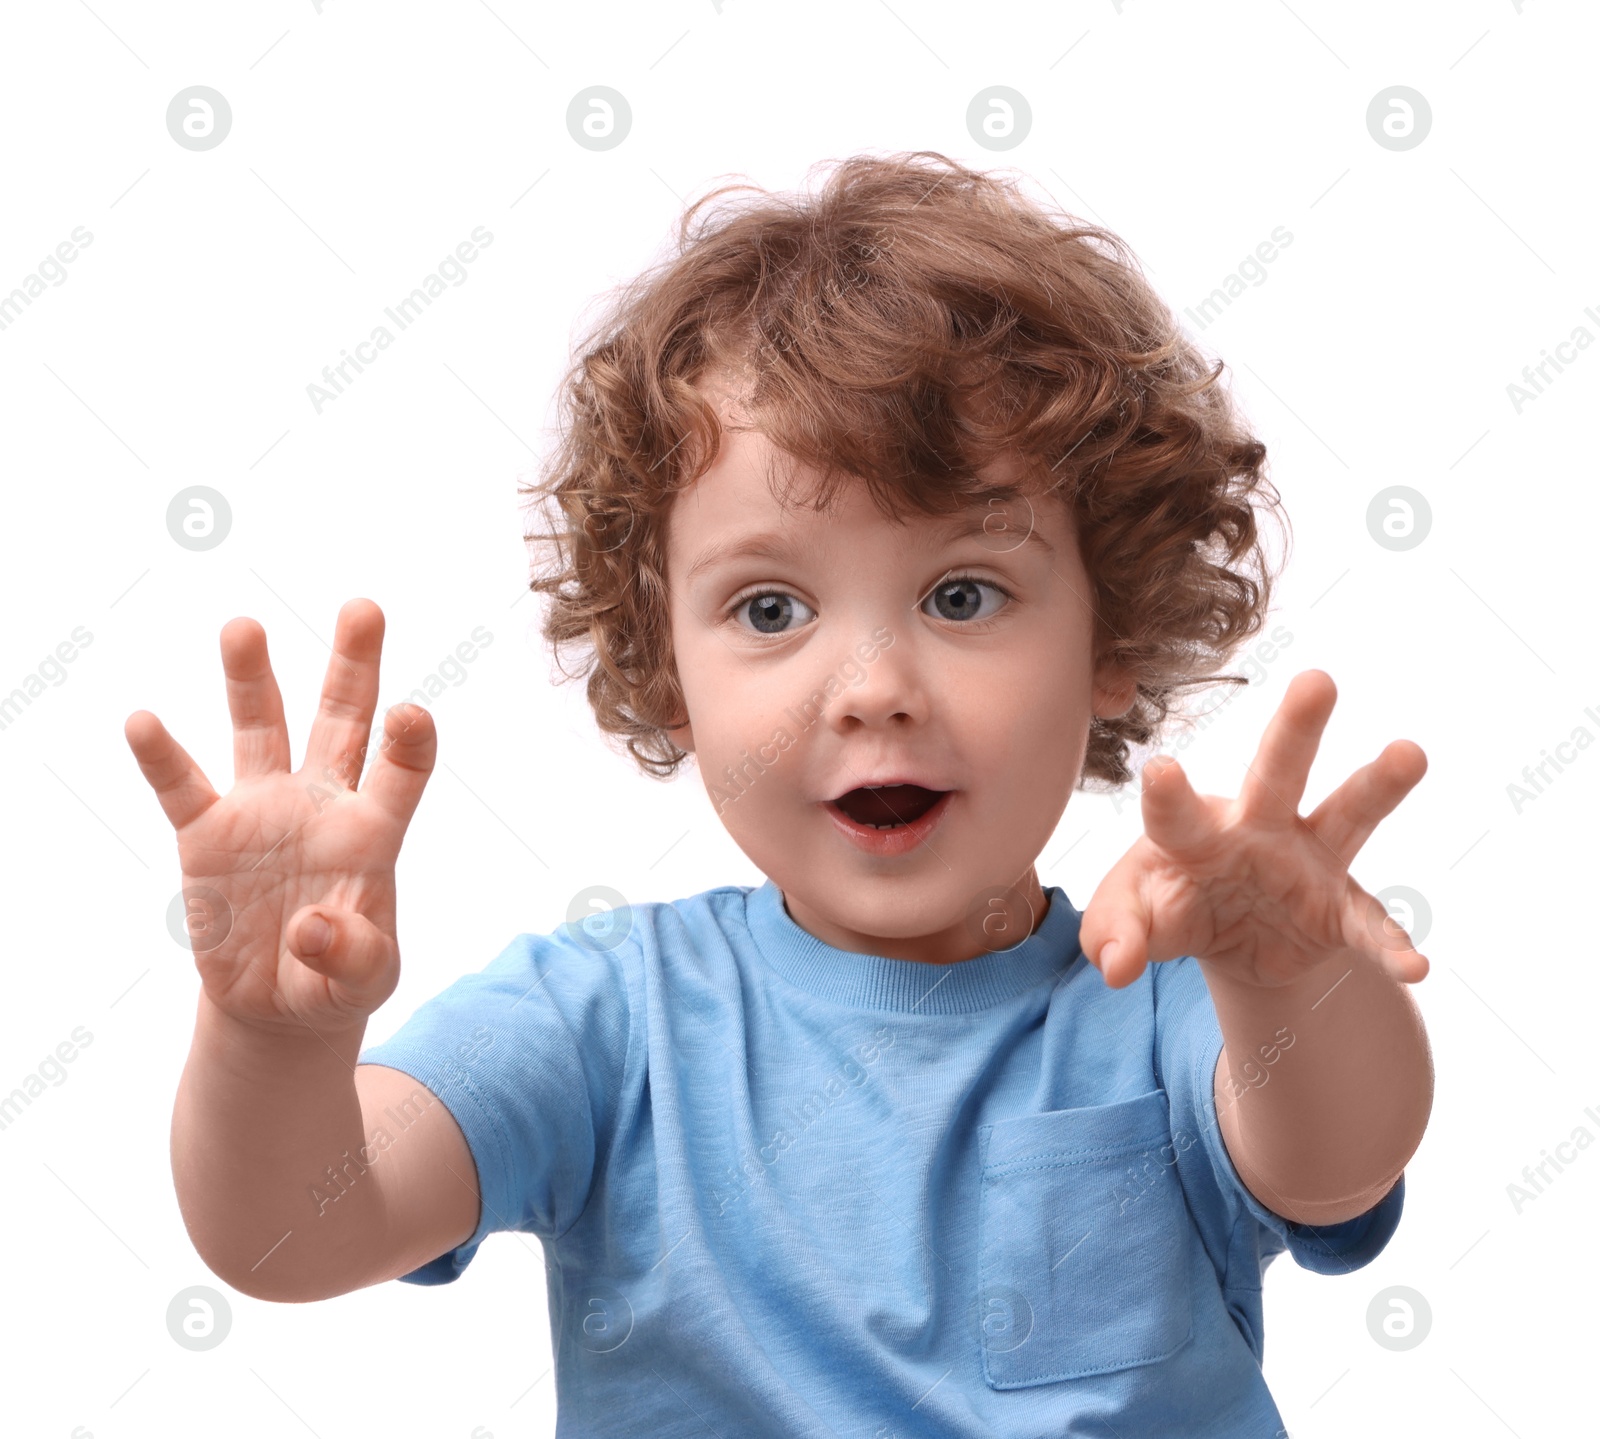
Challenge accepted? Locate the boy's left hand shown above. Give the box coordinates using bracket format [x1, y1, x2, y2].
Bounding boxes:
[1079, 668, 1429, 992]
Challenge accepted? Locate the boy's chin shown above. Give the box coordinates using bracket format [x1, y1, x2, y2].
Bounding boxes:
[780, 867, 1041, 958]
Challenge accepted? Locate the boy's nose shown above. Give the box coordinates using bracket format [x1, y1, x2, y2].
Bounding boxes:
[825, 632, 930, 732]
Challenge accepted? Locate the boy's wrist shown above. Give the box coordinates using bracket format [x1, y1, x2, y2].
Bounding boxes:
[192, 991, 367, 1074]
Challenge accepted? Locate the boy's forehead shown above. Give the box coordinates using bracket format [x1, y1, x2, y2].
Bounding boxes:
[666, 366, 1072, 563]
[665, 428, 1068, 581]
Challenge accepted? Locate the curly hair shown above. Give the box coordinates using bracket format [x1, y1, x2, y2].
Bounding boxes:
[521, 150, 1289, 789]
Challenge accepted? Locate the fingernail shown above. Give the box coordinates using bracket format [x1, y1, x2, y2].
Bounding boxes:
[301, 914, 331, 956]
[1099, 942, 1119, 971]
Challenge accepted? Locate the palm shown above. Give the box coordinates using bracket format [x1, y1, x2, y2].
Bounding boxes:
[1082, 670, 1428, 991]
[1111, 800, 1374, 988]
[127, 599, 434, 1035]
[175, 776, 403, 1024]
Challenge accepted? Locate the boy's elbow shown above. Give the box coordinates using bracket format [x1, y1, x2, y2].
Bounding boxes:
[182, 1229, 376, 1305]
[208, 1260, 373, 1305]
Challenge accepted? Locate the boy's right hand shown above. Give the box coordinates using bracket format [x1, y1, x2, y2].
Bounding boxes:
[125, 598, 435, 1038]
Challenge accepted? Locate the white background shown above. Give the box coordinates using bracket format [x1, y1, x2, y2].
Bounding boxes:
[1, 1, 1591, 1435]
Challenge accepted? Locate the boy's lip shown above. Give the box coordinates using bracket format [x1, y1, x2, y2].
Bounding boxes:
[820, 787, 956, 858]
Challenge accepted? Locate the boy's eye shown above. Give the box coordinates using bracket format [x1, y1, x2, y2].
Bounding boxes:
[921, 577, 1008, 623]
[735, 591, 816, 635]
[730, 579, 1008, 633]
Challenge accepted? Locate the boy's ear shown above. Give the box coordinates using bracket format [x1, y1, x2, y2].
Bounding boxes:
[1091, 664, 1137, 720]
[666, 719, 695, 755]
[661, 665, 694, 754]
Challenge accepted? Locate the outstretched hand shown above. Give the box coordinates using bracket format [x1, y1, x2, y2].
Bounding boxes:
[125, 599, 436, 1036]
[1079, 669, 1429, 992]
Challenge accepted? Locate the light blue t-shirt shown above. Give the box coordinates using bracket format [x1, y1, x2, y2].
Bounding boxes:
[357, 880, 1403, 1437]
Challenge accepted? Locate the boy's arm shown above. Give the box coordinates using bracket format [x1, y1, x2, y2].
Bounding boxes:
[1202, 948, 1432, 1227]
[172, 994, 480, 1302]
[131, 600, 482, 1302]
[1079, 670, 1434, 1228]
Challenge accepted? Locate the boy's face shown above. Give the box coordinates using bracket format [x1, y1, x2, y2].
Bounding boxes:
[663, 382, 1135, 964]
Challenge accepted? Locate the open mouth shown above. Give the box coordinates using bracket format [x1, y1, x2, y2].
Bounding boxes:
[831, 784, 949, 830]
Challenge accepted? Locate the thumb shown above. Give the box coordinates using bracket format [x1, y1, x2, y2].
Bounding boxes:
[288, 906, 400, 1015]
[1078, 869, 1153, 991]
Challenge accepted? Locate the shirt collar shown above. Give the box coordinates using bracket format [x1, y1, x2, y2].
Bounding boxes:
[743, 877, 1085, 1013]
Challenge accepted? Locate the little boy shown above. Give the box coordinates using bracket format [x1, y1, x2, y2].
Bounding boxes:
[130, 152, 1433, 1436]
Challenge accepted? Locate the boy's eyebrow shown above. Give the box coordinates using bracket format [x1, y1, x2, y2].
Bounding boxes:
[937, 507, 1057, 558]
[684, 507, 1055, 583]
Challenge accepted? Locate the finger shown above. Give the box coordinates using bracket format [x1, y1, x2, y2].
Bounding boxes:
[302, 599, 386, 794]
[358, 701, 438, 831]
[1343, 879, 1430, 985]
[1139, 754, 1214, 854]
[1237, 669, 1337, 822]
[1306, 739, 1428, 868]
[288, 904, 402, 1017]
[222, 616, 292, 780]
[124, 710, 222, 833]
[1078, 867, 1154, 991]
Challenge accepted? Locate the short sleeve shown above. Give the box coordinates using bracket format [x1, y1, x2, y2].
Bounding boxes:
[356, 926, 634, 1284]
[1153, 956, 1405, 1280]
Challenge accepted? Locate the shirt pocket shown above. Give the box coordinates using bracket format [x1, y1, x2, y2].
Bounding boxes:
[975, 1089, 1194, 1389]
